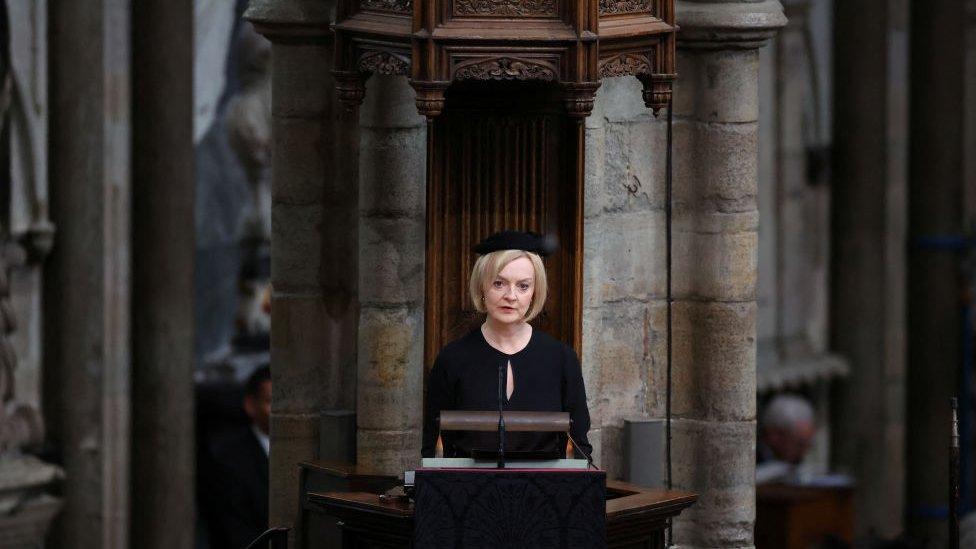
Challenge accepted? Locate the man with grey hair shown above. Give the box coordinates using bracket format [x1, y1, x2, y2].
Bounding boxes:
[756, 393, 816, 484]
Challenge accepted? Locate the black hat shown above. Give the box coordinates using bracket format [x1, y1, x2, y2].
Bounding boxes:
[473, 230, 557, 257]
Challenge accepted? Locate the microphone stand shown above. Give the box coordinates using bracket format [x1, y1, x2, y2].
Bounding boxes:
[951, 397, 960, 549]
[497, 361, 506, 468]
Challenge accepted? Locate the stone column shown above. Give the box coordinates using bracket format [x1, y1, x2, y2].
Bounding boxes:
[46, 0, 131, 546]
[245, 0, 357, 533]
[831, 0, 909, 537]
[671, 2, 784, 547]
[356, 76, 426, 475]
[131, 2, 196, 548]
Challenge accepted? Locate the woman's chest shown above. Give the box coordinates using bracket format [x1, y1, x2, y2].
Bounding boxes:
[453, 359, 562, 410]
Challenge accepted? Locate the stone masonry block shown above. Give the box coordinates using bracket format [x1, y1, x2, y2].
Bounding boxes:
[360, 127, 426, 218]
[271, 42, 331, 118]
[673, 226, 757, 301]
[581, 225, 602, 310]
[272, 117, 327, 205]
[358, 429, 422, 477]
[603, 119, 667, 214]
[584, 124, 606, 219]
[582, 301, 667, 427]
[586, 85, 607, 130]
[269, 413, 321, 529]
[360, 75, 426, 129]
[600, 76, 657, 123]
[272, 295, 355, 411]
[357, 306, 424, 431]
[271, 203, 323, 291]
[598, 424, 623, 480]
[584, 211, 666, 304]
[359, 217, 425, 305]
[674, 48, 760, 124]
[670, 418, 756, 548]
[673, 120, 759, 214]
[671, 300, 757, 422]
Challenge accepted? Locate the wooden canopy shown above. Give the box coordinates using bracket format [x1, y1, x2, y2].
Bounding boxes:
[333, 0, 677, 118]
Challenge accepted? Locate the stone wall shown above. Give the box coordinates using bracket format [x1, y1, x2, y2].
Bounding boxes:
[583, 77, 669, 478]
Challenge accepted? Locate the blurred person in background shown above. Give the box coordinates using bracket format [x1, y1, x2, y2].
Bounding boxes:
[201, 365, 271, 548]
[757, 393, 816, 484]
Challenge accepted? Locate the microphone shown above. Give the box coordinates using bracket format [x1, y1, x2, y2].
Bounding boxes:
[497, 360, 505, 468]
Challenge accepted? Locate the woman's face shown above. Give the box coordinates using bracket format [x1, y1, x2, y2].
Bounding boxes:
[484, 256, 535, 326]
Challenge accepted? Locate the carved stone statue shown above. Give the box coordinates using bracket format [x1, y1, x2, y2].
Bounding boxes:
[0, 0, 64, 543]
[226, 22, 272, 339]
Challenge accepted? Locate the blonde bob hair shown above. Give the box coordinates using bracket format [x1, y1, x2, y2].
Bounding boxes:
[469, 250, 548, 322]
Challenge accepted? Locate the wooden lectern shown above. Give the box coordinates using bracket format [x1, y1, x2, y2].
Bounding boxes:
[300, 461, 694, 549]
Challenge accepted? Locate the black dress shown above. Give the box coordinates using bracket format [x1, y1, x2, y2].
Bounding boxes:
[421, 327, 593, 459]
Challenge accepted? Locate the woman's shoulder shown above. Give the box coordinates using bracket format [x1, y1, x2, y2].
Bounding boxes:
[529, 329, 579, 361]
[435, 328, 484, 363]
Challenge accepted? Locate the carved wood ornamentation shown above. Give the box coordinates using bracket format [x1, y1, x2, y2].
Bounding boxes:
[454, 57, 558, 82]
[333, 70, 368, 112]
[454, 0, 557, 17]
[599, 53, 653, 78]
[358, 51, 410, 76]
[599, 0, 653, 15]
[360, 0, 412, 14]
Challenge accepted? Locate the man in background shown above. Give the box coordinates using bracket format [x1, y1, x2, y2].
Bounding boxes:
[756, 393, 816, 484]
[204, 365, 271, 548]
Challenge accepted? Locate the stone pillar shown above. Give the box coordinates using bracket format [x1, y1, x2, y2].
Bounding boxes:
[356, 76, 426, 475]
[582, 77, 669, 480]
[906, 0, 966, 543]
[46, 0, 131, 546]
[245, 0, 356, 533]
[131, 2, 196, 548]
[831, 0, 909, 538]
[671, 2, 784, 547]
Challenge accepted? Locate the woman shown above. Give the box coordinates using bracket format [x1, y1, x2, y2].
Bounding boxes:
[421, 230, 592, 460]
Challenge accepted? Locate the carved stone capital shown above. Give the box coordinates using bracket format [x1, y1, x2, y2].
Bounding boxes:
[244, 0, 334, 41]
[410, 80, 450, 119]
[676, 0, 787, 50]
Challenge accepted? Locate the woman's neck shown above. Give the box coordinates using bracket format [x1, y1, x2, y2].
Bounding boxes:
[482, 319, 532, 353]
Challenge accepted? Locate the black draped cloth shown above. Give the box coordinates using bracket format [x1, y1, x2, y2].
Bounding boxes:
[422, 328, 592, 459]
[414, 469, 607, 549]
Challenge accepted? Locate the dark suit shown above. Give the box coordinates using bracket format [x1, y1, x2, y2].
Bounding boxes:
[203, 426, 269, 549]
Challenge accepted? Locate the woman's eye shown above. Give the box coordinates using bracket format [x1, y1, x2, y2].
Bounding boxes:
[492, 280, 504, 288]
[518, 284, 530, 291]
